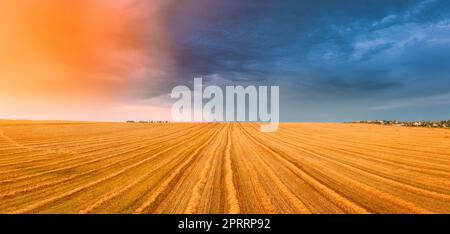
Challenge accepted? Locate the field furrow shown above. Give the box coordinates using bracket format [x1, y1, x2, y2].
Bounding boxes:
[1, 121, 449, 213]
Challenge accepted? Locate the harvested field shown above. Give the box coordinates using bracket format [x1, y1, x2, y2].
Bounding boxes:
[1, 120, 450, 214]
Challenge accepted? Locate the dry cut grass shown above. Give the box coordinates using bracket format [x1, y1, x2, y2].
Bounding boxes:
[1, 120, 450, 213]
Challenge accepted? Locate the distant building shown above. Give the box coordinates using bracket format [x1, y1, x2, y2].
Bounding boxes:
[353, 119, 450, 129]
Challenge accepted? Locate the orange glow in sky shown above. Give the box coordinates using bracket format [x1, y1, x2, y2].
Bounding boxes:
[0, 0, 172, 121]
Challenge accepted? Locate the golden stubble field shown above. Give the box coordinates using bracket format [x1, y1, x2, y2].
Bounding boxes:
[1, 120, 450, 214]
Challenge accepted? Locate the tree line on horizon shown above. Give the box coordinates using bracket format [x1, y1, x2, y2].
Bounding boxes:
[351, 120, 450, 128]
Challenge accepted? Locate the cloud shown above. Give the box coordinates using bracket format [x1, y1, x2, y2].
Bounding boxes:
[4, 0, 448, 121]
[369, 93, 450, 110]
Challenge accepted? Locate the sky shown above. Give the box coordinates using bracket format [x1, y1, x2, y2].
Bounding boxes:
[1, 0, 450, 122]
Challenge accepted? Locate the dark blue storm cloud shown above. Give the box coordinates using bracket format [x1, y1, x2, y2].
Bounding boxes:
[144, 0, 450, 121]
